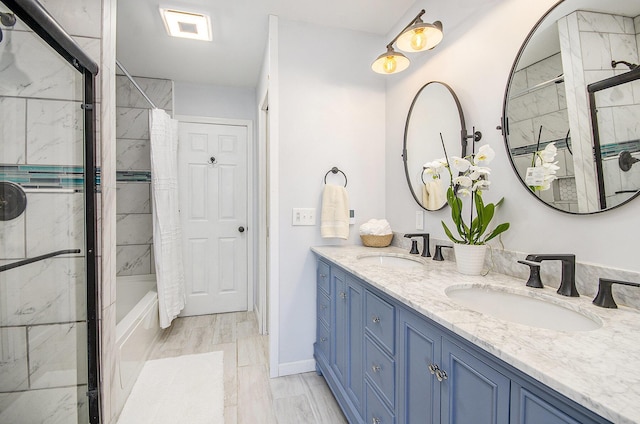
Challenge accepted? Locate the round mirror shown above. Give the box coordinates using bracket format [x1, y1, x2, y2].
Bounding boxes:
[503, 0, 640, 214]
[404, 81, 468, 211]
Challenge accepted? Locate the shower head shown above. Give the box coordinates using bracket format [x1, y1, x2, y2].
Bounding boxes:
[0, 12, 16, 27]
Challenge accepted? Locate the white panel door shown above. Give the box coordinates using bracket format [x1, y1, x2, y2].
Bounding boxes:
[178, 121, 248, 316]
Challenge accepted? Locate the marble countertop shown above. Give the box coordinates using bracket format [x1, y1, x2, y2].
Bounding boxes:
[311, 245, 640, 424]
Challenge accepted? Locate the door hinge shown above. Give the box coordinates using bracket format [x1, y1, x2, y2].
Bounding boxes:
[81, 103, 94, 110]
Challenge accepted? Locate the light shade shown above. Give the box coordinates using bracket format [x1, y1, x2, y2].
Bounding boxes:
[371, 47, 410, 75]
[396, 20, 443, 52]
[160, 8, 212, 41]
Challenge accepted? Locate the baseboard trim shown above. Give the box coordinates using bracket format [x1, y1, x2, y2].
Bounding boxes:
[278, 359, 316, 376]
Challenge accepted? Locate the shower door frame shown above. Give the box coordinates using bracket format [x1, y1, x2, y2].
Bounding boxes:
[1, 0, 100, 423]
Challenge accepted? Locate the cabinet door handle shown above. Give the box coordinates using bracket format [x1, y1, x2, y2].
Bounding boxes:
[428, 363, 448, 382]
[372, 315, 381, 323]
[436, 368, 448, 382]
[339, 292, 347, 299]
[372, 418, 381, 424]
[320, 337, 327, 342]
[319, 273, 326, 279]
[371, 364, 381, 373]
[320, 304, 327, 310]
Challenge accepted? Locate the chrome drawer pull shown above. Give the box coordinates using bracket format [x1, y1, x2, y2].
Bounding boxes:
[371, 364, 381, 373]
[339, 292, 347, 299]
[320, 337, 327, 342]
[319, 273, 326, 279]
[372, 315, 381, 323]
[320, 304, 327, 310]
[372, 418, 381, 424]
[428, 363, 448, 382]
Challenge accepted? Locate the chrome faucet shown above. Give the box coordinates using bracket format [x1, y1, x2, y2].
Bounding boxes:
[404, 233, 430, 257]
[523, 254, 578, 297]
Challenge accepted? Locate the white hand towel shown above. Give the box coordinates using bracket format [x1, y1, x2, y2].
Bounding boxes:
[321, 184, 350, 239]
[423, 180, 447, 210]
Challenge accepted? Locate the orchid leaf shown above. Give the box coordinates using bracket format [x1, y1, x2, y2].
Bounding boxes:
[483, 222, 510, 242]
[442, 221, 464, 244]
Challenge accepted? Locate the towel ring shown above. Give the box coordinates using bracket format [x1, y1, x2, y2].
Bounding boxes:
[324, 167, 347, 187]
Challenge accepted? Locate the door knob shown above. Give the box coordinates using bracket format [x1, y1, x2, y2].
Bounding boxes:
[238, 226, 245, 233]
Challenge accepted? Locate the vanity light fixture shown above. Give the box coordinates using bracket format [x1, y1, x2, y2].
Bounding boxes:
[372, 9, 443, 75]
[160, 8, 212, 41]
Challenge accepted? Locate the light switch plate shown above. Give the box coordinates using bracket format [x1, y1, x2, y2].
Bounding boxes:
[292, 208, 316, 226]
[416, 211, 424, 230]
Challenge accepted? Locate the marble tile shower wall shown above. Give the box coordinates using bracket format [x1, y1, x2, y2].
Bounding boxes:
[508, 53, 577, 212]
[115, 75, 173, 276]
[391, 233, 640, 311]
[0, 0, 101, 422]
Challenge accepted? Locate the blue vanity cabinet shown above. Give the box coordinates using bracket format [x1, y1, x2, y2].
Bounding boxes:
[315, 260, 331, 365]
[510, 380, 608, 424]
[331, 266, 365, 417]
[398, 309, 441, 424]
[441, 338, 510, 424]
[314, 257, 610, 424]
[398, 309, 510, 424]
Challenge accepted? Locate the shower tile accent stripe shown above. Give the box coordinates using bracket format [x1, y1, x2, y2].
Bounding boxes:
[0, 165, 152, 189]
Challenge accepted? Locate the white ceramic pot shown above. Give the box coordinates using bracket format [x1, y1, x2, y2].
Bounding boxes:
[453, 243, 487, 275]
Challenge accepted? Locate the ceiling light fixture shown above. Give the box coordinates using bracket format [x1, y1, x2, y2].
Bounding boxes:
[159, 8, 212, 41]
[372, 9, 443, 75]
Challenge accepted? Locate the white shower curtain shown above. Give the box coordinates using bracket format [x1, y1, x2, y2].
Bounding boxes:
[149, 109, 186, 328]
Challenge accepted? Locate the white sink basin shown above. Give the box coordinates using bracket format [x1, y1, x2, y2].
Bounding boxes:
[445, 285, 602, 332]
[356, 253, 425, 270]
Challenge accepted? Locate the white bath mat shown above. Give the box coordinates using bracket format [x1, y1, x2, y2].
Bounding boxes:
[117, 351, 224, 424]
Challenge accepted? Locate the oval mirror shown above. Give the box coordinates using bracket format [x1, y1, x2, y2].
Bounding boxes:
[404, 81, 468, 211]
[503, 0, 640, 214]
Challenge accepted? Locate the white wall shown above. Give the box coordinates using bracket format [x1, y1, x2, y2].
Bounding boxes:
[274, 18, 386, 371]
[385, 0, 640, 273]
[174, 81, 256, 121]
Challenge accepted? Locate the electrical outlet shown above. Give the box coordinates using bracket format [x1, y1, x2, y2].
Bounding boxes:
[292, 208, 316, 226]
[416, 211, 424, 230]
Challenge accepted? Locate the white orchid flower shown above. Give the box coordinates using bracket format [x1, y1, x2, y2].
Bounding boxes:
[450, 156, 471, 172]
[472, 180, 491, 192]
[474, 145, 495, 165]
[468, 166, 491, 180]
[540, 143, 557, 163]
[453, 175, 473, 187]
[457, 188, 471, 197]
[542, 161, 560, 172]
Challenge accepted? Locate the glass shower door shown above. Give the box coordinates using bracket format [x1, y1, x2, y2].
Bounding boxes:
[0, 4, 96, 423]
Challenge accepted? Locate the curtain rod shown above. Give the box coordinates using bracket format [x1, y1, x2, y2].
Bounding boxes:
[115, 60, 158, 109]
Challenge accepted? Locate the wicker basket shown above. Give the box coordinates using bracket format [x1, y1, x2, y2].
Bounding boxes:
[360, 234, 393, 248]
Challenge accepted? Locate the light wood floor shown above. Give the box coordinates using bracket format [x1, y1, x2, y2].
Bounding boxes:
[148, 311, 347, 424]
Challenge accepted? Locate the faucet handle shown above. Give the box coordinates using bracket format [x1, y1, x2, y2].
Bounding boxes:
[433, 245, 453, 261]
[593, 278, 640, 308]
[517, 259, 544, 288]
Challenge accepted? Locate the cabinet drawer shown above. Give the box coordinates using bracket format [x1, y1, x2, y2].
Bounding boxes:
[365, 336, 395, 409]
[316, 320, 330, 363]
[318, 289, 330, 328]
[318, 260, 330, 294]
[365, 290, 395, 354]
[366, 381, 395, 424]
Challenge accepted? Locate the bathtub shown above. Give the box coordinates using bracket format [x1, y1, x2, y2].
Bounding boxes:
[115, 274, 161, 417]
